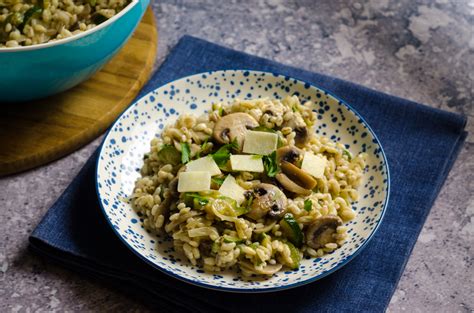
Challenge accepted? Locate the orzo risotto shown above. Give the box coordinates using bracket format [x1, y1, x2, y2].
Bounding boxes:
[131, 96, 366, 277]
[0, 0, 130, 47]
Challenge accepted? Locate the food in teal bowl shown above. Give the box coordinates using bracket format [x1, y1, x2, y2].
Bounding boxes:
[0, 0, 150, 102]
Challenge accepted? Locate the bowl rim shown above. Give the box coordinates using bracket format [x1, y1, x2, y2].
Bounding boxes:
[95, 69, 391, 293]
[0, 0, 139, 53]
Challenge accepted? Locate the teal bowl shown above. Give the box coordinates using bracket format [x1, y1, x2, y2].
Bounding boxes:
[0, 0, 150, 102]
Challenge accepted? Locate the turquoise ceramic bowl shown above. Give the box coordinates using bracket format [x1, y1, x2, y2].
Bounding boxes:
[0, 0, 149, 102]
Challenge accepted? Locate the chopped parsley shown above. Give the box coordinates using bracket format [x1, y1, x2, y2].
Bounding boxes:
[262, 151, 279, 177]
[212, 139, 238, 167]
[180, 142, 191, 164]
[211, 176, 226, 186]
[185, 193, 209, 206]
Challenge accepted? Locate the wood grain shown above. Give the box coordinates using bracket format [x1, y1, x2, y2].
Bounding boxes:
[0, 8, 157, 176]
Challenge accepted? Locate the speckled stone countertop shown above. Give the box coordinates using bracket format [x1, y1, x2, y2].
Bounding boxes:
[1, 0, 472, 312]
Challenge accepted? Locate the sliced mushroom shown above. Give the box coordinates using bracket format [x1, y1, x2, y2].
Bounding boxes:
[276, 145, 303, 165]
[280, 161, 317, 190]
[213, 112, 259, 149]
[306, 215, 343, 249]
[246, 183, 288, 220]
[282, 116, 309, 148]
[168, 176, 179, 198]
[240, 261, 282, 275]
[275, 173, 312, 196]
[198, 240, 213, 257]
[294, 127, 309, 147]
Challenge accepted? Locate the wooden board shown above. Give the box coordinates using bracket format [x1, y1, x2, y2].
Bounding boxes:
[0, 8, 157, 176]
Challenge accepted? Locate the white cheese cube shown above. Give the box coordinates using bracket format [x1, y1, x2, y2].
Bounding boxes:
[242, 131, 278, 155]
[185, 156, 221, 176]
[218, 175, 246, 204]
[177, 171, 211, 192]
[301, 152, 327, 178]
[230, 155, 264, 172]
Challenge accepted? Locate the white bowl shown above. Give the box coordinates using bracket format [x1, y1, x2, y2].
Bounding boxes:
[96, 70, 390, 292]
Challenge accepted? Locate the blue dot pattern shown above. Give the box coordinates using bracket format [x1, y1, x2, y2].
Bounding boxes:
[96, 70, 390, 292]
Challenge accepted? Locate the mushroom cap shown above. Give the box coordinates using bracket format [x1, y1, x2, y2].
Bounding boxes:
[275, 173, 312, 196]
[276, 145, 303, 165]
[294, 127, 309, 147]
[212, 112, 259, 149]
[280, 161, 317, 190]
[306, 215, 343, 249]
[282, 116, 309, 148]
[246, 183, 288, 220]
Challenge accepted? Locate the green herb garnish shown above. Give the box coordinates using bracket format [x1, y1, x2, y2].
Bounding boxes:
[185, 193, 209, 206]
[262, 151, 279, 177]
[196, 138, 210, 159]
[211, 176, 226, 186]
[304, 199, 312, 212]
[211, 139, 238, 168]
[181, 142, 191, 164]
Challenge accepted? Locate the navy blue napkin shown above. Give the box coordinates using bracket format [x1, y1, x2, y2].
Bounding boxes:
[29, 35, 467, 313]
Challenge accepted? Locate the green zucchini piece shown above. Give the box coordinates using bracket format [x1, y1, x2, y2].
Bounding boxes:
[218, 196, 247, 217]
[280, 213, 303, 247]
[234, 205, 250, 216]
[259, 232, 271, 247]
[211, 241, 219, 254]
[91, 12, 108, 24]
[249, 242, 260, 249]
[284, 241, 301, 270]
[157, 145, 181, 165]
[18, 6, 42, 31]
[342, 148, 353, 160]
[223, 235, 243, 244]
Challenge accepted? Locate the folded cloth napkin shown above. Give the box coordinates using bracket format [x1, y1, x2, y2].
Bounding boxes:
[29, 35, 467, 313]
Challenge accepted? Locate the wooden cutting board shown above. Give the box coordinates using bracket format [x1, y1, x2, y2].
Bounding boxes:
[0, 7, 157, 176]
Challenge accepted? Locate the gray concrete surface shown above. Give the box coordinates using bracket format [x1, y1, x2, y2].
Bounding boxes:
[1, 0, 473, 312]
